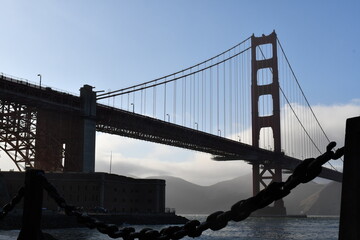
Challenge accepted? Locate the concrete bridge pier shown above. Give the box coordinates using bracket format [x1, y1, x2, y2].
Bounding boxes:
[79, 85, 96, 173]
[34, 85, 96, 172]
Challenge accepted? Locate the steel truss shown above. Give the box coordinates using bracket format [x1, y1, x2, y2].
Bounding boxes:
[0, 100, 66, 171]
[0, 100, 37, 170]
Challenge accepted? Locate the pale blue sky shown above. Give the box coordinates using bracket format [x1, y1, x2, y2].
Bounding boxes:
[1, 1, 359, 184]
[1, 0, 359, 104]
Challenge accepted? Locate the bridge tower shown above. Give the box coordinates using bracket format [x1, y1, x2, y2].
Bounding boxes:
[251, 31, 286, 215]
[35, 85, 96, 172]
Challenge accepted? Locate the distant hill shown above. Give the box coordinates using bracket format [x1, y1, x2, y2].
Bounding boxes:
[148, 175, 342, 215]
[160, 175, 252, 214]
[283, 180, 326, 214]
[299, 181, 342, 215]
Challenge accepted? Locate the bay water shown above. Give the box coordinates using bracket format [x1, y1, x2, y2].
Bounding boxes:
[0, 215, 339, 240]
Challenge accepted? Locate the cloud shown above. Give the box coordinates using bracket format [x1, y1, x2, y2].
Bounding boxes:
[277, 101, 359, 170]
[312, 103, 360, 145]
[95, 133, 251, 186]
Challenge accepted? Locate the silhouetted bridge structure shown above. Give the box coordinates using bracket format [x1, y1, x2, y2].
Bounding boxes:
[0, 31, 342, 215]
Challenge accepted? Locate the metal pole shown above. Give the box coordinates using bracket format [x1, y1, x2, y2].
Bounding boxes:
[18, 169, 45, 240]
[339, 116, 360, 240]
[37, 74, 42, 88]
[109, 151, 112, 174]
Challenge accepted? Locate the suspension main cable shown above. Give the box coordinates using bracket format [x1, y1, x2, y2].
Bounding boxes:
[258, 42, 338, 171]
[277, 38, 331, 143]
[277, 37, 342, 167]
[97, 37, 252, 98]
[97, 47, 251, 100]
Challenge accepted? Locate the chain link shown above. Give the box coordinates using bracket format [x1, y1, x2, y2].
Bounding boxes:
[0, 186, 25, 220]
[38, 142, 343, 240]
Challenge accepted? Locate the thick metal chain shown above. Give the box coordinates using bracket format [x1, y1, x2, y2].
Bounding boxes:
[40, 142, 344, 240]
[0, 186, 25, 220]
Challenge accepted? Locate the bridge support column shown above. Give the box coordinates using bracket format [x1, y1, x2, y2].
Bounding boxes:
[35, 110, 81, 171]
[34, 85, 96, 172]
[251, 31, 286, 215]
[79, 85, 96, 173]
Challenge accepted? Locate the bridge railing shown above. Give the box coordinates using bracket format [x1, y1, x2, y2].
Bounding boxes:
[0, 72, 79, 96]
[0, 141, 345, 239]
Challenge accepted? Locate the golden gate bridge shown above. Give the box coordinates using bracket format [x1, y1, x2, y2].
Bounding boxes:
[0, 31, 343, 215]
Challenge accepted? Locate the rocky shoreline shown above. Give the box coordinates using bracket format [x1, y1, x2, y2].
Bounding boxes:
[0, 212, 189, 230]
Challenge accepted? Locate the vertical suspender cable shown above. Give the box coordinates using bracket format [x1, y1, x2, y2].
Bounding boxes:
[141, 88, 143, 115]
[229, 54, 233, 139]
[210, 65, 213, 134]
[185, 74, 187, 126]
[127, 93, 130, 111]
[202, 67, 205, 131]
[144, 84, 146, 116]
[164, 80, 166, 121]
[190, 71, 192, 127]
[217, 63, 219, 135]
[242, 48, 245, 142]
[174, 76, 176, 124]
[154, 81, 156, 118]
[193, 70, 195, 127]
[268, 44, 271, 150]
[182, 73, 185, 126]
[235, 54, 239, 140]
[224, 60, 226, 137]
[197, 66, 200, 129]
[236, 54, 239, 140]
[132, 87, 135, 112]
[193, 71, 196, 128]
[121, 94, 123, 109]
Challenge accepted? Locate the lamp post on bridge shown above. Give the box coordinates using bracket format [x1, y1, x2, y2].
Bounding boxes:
[37, 74, 42, 88]
[109, 151, 112, 174]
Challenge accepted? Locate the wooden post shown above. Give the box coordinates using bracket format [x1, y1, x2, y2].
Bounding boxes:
[18, 169, 45, 240]
[339, 116, 360, 240]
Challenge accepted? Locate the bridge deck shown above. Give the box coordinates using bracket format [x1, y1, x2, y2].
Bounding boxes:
[1, 76, 342, 182]
[96, 105, 342, 182]
[0, 75, 81, 112]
